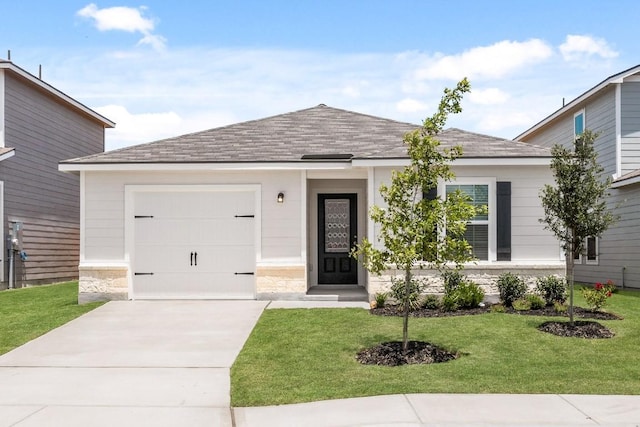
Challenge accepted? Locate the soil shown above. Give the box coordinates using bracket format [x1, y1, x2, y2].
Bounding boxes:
[538, 320, 615, 339]
[356, 340, 458, 366]
[370, 305, 622, 320]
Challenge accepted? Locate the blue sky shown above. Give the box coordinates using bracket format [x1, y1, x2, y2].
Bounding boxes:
[2, 1, 639, 150]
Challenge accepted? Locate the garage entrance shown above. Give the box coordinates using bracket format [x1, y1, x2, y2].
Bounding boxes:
[129, 186, 257, 299]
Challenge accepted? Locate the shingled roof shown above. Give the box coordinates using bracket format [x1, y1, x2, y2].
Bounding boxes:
[62, 104, 550, 165]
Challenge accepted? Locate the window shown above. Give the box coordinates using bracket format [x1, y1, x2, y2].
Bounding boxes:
[574, 110, 585, 137]
[446, 184, 489, 260]
[586, 236, 598, 264]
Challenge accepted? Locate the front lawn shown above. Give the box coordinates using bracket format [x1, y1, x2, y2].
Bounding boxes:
[0, 281, 103, 355]
[231, 289, 640, 406]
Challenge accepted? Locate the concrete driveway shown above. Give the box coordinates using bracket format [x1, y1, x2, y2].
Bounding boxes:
[0, 300, 267, 426]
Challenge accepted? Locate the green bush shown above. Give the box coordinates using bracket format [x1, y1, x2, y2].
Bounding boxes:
[553, 301, 567, 313]
[443, 270, 464, 295]
[421, 294, 440, 310]
[496, 272, 527, 307]
[389, 277, 424, 310]
[490, 304, 506, 313]
[535, 276, 567, 306]
[441, 294, 458, 312]
[526, 293, 546, 310]
[512, 298, 531, 311]
[374, 292, 388, 308]
[454, 280, 485, 309]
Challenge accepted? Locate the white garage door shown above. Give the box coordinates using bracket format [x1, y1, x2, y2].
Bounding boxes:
[132, 190, 256, 299]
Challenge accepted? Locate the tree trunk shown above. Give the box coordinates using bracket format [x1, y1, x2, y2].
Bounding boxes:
[402, 266, 411, 354]
[567, 231, 575, 325]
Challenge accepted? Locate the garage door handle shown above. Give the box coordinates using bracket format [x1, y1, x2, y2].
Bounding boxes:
[234, 272, 254, 275]
[134, 272, 154, 275]
[190, 252, 193, 266]
[234, 215, 255, 218]
[194, 252, 198, 266]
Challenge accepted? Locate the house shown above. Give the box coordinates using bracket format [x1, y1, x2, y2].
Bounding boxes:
[59, 104, 563, 303]
[516, 65, 640, 290]
[0, 60, 114, 288]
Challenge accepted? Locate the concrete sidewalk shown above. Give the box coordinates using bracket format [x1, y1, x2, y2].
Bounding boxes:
[234, 393, 640, 426]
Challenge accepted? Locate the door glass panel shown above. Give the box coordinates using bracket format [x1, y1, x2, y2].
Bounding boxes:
[324, 199, 350, 253]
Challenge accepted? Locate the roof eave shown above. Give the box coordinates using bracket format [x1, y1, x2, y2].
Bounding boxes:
[0, 61, 115, 128]
[515, 64, 640, 141]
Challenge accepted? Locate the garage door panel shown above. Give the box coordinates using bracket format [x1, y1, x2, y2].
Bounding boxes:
[133, 189, 256, 299]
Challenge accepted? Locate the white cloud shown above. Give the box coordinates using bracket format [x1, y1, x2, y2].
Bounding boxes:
[417, 39, 553, 80]
[559, 35, 618, 62]
[77, 3, 166, 51]
[396, 98, 428, 113]
[468, 88, 509, 105]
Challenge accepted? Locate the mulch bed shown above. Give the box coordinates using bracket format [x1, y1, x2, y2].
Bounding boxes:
[538, 320, 615, 339]
[356, 340, 458, 366]
[370, 305, 622, 320]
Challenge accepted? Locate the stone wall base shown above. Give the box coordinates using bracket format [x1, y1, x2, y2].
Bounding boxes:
[78, 265, 128, 303]
[368, 264, 566, 299]
[256, 265, 306, 294]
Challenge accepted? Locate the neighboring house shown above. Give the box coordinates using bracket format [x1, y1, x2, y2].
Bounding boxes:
[516, 64, 640, 290]
[60, 104, 563, 303]
[0, 60, 114, 288]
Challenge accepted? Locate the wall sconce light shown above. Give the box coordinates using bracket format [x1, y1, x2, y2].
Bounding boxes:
[277, 192, 285, 203]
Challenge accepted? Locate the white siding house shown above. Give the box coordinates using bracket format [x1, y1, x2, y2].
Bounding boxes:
[61, 105, 563, 302]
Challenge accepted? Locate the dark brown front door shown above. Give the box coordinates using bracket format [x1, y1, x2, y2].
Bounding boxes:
[318, 193, 357, 284]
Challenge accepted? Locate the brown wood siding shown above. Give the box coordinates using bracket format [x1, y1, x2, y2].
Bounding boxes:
[2, 72, 104, 285]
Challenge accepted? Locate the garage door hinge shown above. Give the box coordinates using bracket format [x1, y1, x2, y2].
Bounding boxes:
[234, 272, 255, 275]
[234, 215, 255, 218]
[134, 215, 154, 219]
[134, 272, 154, 275]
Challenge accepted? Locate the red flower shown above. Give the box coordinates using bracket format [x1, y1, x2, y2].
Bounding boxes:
[607, 291, 612, 297]
[595, 282, 603, 290]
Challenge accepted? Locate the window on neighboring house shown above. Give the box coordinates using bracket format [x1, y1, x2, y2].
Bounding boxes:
[574, 110, 585, 137]
[446, 184, 489, 260]
[586, 236, 598, 264]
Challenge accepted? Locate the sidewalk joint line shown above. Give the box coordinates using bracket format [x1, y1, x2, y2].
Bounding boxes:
[403, 394, 423, 423]
[558, 394, 600, 425]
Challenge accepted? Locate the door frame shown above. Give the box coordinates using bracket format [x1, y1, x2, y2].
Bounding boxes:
[124, 184, 261, 300]
[307, 179, 367, 288]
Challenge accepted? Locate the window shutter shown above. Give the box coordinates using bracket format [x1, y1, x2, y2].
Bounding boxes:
[496, 182, 511, 261]
[423, 187, 437, 201]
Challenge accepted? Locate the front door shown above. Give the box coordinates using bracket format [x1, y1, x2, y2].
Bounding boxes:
[318, 193, 357, 284]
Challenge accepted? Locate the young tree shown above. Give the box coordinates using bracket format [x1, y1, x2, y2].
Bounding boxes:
[353, 79, 478, 352]
[539, 130, 616, 324]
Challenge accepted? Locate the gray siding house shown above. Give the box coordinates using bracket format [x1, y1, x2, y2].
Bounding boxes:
[516, 64, 640, 290]
[0, 60, 114, 287]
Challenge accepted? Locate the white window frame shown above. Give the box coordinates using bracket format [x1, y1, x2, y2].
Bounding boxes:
[585, 236, 599, 265]
[440, 178, 496, 262]
[574, 109, 585, 137]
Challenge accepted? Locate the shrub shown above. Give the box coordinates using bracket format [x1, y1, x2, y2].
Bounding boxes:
[535, 276, 567, 306]
[553, 301, 567, 313]
[443, 270, 464, 295]
[490, 304, 506, 313]
[526, 293, 546, 310]
[581, 281, 614, 311]
[441, 294, 458, 312]
[512, 298, 531, 311]
[496, 272, 527, 307]
[389, 277, 425, 310]
[453, 280, 485, 309]
[374, 292, 388, 308]
[421, 294, 440, 310]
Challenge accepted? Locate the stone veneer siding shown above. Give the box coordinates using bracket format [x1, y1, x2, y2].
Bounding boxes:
[255, 265, 307, 300]
[78, 265, 128, 303]
[367, 264, 566, 298]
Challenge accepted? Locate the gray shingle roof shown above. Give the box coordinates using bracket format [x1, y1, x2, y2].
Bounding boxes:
[62, 104, 550, 164]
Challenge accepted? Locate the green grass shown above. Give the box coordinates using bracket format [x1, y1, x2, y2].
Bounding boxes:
[0, 281, 104, 355]
[231, 289, 640, 406]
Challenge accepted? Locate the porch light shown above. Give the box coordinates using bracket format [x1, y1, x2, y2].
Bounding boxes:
[277, 192, 285, 203]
